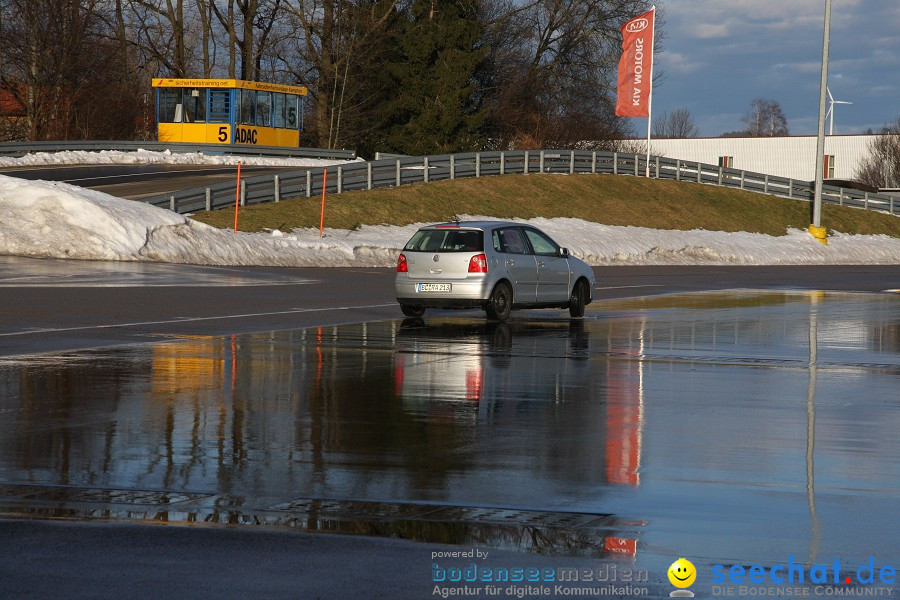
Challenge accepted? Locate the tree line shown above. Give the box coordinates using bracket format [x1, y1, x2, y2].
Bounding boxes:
[654, 98, 789, 139]
[0, 0, 655, 156]
[856, 118, 900, 189]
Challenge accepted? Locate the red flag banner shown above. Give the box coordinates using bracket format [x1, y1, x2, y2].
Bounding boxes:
[616, 8, 655, 117]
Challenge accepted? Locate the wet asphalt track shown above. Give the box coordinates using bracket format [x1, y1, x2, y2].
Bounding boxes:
[0, 258, 898, 599]
[0, 164, 295, 200]
[1, 257, 898, 357]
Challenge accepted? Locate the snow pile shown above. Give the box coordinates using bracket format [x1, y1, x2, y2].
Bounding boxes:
[1, 175, 184, 261]
[1, 174, 899, 267]
[530, 217, 900, 266]
[0, 175, 358, 266]
[0, 148, 358, 169]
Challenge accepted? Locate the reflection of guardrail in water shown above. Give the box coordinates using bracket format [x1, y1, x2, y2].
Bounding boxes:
[0, 140, 356, 160]
[140, 149, 896, 217]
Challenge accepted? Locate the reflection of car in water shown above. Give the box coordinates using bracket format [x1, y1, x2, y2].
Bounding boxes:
[394, 318, 590, 408]
[394, 316, 644, 505]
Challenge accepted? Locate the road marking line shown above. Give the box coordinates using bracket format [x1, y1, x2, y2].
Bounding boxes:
[596, 284, 664, 290]
[0, 303, 397, 337]
[0, 279, 316, 288]
[62, 168, 235, 183]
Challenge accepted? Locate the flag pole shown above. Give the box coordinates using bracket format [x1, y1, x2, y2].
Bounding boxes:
[645, 5, 656, 179]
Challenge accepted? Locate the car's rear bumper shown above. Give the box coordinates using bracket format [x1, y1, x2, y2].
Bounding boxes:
[395, 277, 491, 305]
[396, 297, 487, 309]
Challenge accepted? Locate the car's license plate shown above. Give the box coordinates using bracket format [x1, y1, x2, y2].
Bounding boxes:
[417, 283, 451, 292]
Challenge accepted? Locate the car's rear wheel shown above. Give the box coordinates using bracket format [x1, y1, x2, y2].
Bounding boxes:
[400, 304, 425, 317]
[485, 282, 512, 322]
[569, 279, 587, 318]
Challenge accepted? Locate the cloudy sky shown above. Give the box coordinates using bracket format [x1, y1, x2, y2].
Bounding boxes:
[648, 0, 900, 137]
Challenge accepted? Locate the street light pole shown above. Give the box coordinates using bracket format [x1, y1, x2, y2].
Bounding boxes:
[810, 0, 831, 245]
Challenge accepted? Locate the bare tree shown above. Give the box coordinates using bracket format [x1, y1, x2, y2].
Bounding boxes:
[280, 0, 400, 149]
[7, 0, 88, 138]
[742, 98, 789, 137]
[855, 119, 900, 188]
[652, 107, 699, 138]
[127, 0, 191, 77]
[2, 0, 665, 149]
[193, 0, 214, 76]
[209, 0, 285, 81]
[0, 0, 143, 140]
[479, 0, 655, 149]
[113, 0, 130, 79]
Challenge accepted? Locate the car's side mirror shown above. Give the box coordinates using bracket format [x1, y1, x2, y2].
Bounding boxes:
[559, 247, 569, 257]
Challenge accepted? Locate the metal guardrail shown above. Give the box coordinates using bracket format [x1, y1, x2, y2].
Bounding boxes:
[140, 149, 896, 217]
[0, 140, 356, 160]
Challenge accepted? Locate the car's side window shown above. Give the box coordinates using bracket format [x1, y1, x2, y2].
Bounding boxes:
[494, 228, 529, 255]
[523, 228, 559, 256]
[492, 230, 503, 253]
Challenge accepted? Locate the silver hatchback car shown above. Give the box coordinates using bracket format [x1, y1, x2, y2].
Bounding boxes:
[395, 221, 596, 321]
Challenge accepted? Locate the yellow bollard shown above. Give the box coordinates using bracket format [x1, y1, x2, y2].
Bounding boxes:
[808, 224, 827, 245]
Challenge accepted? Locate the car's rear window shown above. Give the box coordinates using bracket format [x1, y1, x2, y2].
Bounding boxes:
[404, 229, 484, 252]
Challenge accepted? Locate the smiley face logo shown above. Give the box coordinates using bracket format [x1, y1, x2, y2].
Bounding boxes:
[668, 558, 696, 588]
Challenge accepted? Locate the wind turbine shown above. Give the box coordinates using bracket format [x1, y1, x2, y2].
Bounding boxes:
[826, 87, 852, 135]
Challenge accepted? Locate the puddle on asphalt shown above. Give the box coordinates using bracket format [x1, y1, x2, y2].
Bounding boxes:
[0, 291, 898, 572]
[0, 256, 313, 287]
[0, 482, 630, 556]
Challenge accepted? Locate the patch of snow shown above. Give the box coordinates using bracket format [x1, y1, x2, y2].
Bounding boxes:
[1, 174, 899, 267]
[0, 148, 359, 169]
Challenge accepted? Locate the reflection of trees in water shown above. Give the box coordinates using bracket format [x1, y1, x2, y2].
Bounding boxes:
[310, 520, 607, 556]
[0, 326, 481, 499]
[1, 318, 634, 504]
[0, 494, 625, 557]
[870, 322, 900, 354]
[1, 349, 149, 486]
[193, 509, 615, 556]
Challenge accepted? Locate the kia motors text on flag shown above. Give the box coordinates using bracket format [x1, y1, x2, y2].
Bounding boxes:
[616, 8, 655, 118]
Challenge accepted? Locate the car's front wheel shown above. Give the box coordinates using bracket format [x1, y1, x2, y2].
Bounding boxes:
[569, 279, 587, 318]
[400, 304, 425, 317]
[485, 282, 512, 322]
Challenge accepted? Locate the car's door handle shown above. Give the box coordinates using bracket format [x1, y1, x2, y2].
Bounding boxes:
[538, 261, 545, 268]
[505, 260, 515, 267]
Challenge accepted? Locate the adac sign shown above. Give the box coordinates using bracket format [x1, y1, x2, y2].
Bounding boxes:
[235, 127, 259, 144]
[232, 126, 299, 147]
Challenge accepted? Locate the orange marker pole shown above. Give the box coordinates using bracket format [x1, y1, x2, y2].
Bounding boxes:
[233, 161, 242, 234]
[319, 168, 327, 237]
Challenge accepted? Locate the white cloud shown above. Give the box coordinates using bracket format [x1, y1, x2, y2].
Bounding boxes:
[689, 22, 731, 39]
[771, 61, 822, 75]
[670, 0, 862, 39]
[658, 52, 705, 74]
[763, 13, 825, 32]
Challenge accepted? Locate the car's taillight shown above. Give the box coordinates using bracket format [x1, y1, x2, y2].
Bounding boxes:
[397, 253, 408, 272]
[468, 253, 488, 273]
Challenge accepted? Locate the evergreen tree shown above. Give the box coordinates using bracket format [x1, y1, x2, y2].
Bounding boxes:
[379, 0, 486, 155]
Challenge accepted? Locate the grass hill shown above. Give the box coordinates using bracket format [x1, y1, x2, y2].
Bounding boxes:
[190, 173, 900, 238]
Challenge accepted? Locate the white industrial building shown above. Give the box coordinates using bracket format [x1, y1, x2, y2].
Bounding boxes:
[645, 134, 879, 182]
